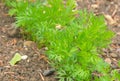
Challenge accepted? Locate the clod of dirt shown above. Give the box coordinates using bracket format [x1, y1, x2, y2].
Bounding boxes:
[43, 68, 55, 76]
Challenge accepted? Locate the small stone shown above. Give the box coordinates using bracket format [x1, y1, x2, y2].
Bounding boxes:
[105, 58, 111, 64]
[110, 53, 118, 58]
[43, 68, 55, 76]
[21, 55, 28, 60]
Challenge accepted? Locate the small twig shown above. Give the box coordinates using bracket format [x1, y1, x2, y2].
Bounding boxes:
[39, 72, 45, 81]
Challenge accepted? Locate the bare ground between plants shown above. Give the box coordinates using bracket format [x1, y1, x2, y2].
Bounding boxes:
[0, 2, 57, 81]
[0, 0, 120, 81]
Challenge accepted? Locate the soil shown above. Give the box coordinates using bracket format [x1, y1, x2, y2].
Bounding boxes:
[0, 0, 120, 81]
[0, 2, 57, 81]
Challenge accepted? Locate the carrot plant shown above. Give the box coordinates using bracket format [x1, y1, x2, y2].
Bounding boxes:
[5, 0, 120, 81]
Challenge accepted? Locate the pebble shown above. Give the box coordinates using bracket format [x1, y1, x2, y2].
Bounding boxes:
[43, 68, 55, 76]
[21, 55, 28, 60]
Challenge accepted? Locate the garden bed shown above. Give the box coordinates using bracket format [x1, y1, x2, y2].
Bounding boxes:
[0, 0, 120, 81]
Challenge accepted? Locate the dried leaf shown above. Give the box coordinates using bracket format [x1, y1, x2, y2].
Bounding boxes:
[104, 14, 116, 25]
